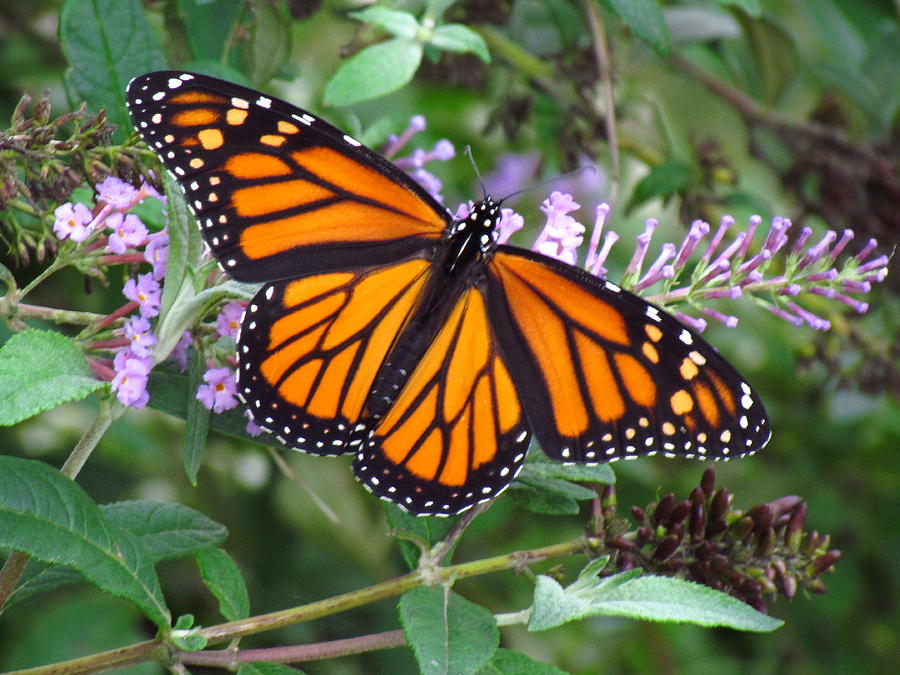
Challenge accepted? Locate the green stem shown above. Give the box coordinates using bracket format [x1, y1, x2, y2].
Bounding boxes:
[6, 536, 596, 674]
[12, 302, 106, 326]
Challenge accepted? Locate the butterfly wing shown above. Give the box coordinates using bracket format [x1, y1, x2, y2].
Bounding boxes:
[353, 286, 531, 516]
[238, 257, 435, 455]
[126, 71, 447, 282]
[485, 247, 771, 464]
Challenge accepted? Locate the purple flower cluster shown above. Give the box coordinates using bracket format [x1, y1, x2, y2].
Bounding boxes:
[515, 191, 889, 333]
[382, 115, 456, 202]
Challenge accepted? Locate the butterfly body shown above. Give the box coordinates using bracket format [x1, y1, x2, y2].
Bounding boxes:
[127, 71, 771, 516]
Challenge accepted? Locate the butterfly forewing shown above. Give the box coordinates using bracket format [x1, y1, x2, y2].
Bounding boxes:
[126, 72, 447, 282]
[486, 248, 770, 465]
[353, 287, 531, 515]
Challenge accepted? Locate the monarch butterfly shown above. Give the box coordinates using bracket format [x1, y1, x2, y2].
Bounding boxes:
[126, 71, 770, 516]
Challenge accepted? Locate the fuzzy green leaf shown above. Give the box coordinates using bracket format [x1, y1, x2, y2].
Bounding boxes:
[475, 648, 567, 675]
[350, 7, 420, 39]
[0, 329, 105, 426]
[0, 457, 169, 628]
[529, 568, 782, 632]
[399, 586, 499, 675]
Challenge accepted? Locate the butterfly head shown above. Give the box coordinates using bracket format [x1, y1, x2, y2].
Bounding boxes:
[444, 197, 501, 274]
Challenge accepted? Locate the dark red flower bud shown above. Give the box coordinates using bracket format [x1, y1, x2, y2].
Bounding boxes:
[631, 506, 646, 523]
[809, 550, 842, 578]
[709, 488, 732, 522]
[653, 493, 676, 526]
[653, 534, 681, 561]
[690, 502, 706, 540]
[700, 468, 716, 497]
[666, 500, 691, 528]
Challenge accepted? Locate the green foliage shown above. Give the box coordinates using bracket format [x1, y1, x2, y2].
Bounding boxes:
[59, 0, 165, 141]
[0, 0, 896, 673]
[528, 558, 782, 632]
[399, 586, 500, 675]
[0, 329, 106, 425]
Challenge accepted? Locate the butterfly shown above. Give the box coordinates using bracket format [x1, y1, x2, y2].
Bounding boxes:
[126, 71, 771, 517]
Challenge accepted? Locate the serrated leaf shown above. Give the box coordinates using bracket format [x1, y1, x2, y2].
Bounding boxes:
[350, 7, 420, 40]
[429, 24, 490, 62]
[0, 457, 170, 628]
[0, 329, 106, 426]
[184, 348, 210, 485]
[239, 663, 307, 675]
[529, 569, 782, 633]
[59, 0, 165, 141]
[628, 159, 696, 212]
[324, 38, 423, 106]
[102, 500, 228, 560]
[475, 648, 567, 675]
[194, 547, 249, 620]
[5, 501, 226, 608]
[399, 586, 499, 675]
[515, 475, 597, 502]
[602, 0, 670, 56]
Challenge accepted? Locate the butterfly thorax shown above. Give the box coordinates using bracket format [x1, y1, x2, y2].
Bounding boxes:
[443, 198, 500, 276]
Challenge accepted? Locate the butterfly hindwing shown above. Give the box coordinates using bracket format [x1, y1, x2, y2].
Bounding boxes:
[353, 287, 531, 516]
[486, 247, 770, 465]
[237, 257, 434, 455]
[126, 71, 447, 283]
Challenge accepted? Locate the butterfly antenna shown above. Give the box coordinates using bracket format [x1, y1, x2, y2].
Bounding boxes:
[501, 165, 598, 203]
[463, 145, 488, 200]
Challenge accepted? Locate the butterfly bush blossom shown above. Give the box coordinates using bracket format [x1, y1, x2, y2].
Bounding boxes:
[463, 191, 889, 334]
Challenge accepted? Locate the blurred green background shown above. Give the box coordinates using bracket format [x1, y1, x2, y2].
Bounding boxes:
[1, 1, 897, 673]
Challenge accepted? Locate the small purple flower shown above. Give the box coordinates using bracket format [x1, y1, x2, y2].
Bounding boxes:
[53, 202, 93, 242]
[216, 301, 245, 341]
[123, 273, 161, 318]
[96, 176, 136, 209]
[496, 208, 524, 245]
[482, 152, 541, 203]
[245, 410, 263, 437]
[144, 229, 169, 280]
[122, 315, 157, 357]
[111, 350, 152, 408]
[106, 213, 149, 254]
[533, 192, 585, 265]
[171, 331, 192, 372]
[196, 367, 238, 413]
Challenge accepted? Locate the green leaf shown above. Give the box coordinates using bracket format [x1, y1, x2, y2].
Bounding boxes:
[102, 500, 228, 561]
[324, 38, 424, 106]
[0, 457, 170, 628]
[59, 0, 165, 141]
[627, 159, 696, 212]
[475, 648, 567, 675]
[184, 348, 210, 485]
[521, 461, 615, 485]
[349, 7, 420, 40]
[178, 0, 242, 61]
[0, 329, 106, 426]
[249, 0, 292, 84]
[194, 547, 250, 620]
[158, 172, 201, 324]
[507, 484, 578, 515]
[715, 0, 761, 16]
[602, 0, 670, 56]
[529, 567, 782, 633]
[424, 0, 458, 21]
[171, 613, 208, 651]
[6, 501, 227, 607]
[515, 474, 597, 502]
[399, 586, 499, 675]
[387, 504, 459, 569]
[239, 663, 308, 675]
[429, 24, 490, 62]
